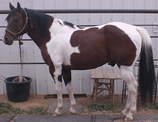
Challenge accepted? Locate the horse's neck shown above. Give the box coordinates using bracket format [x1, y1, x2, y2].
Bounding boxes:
[27, 28, 48, 48]
[27, 17, 53, 48]
[27, 16, 78, 48]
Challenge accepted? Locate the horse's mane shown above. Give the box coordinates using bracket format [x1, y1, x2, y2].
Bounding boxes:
[25, 8, 77, 32]
[63, 21, 76, 29]
[25, 8, 53, 36]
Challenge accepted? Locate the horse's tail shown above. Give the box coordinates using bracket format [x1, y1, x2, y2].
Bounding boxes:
[136, 27, 155, 103]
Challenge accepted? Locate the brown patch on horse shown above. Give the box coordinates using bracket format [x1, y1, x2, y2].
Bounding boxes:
[104, 25, 136, 66]
[69, 25, 136, 70]
[70, 27, 109, 70]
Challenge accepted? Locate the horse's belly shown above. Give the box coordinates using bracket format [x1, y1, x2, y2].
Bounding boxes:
[68, 52, 108, 70]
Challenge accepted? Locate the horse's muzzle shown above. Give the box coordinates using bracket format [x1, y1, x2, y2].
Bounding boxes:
[3, 36, 13, 45]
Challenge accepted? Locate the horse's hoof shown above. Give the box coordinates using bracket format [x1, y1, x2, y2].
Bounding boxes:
[54, 109, 62, 116]
[69, 107, 76, 114]
[53, 113, 60, 116]
[124, 117, 132, 121]
[120, 112, 126, 118]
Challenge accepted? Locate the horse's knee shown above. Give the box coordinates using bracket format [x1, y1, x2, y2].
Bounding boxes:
[55, 85, 62, 94]
[56, 88, 62, 95]
[55, 80, 62, 94]
[66, 82, 73, 92]
[66, 82, 76, 104]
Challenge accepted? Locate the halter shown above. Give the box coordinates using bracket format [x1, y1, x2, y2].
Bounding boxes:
[5, 9, 28, 39]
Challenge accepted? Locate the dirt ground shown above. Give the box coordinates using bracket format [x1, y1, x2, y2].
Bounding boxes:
[0, 94, 158, 114]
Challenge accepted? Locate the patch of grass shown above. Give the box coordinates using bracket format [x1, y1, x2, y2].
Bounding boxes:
[27, 106, 49, 115]
[88, 103, 106, 112]
[0, 102, 49, 115]
[88, 102, 121, 113]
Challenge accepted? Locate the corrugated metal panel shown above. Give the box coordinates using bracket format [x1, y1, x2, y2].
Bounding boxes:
[0, 0, 158, 95]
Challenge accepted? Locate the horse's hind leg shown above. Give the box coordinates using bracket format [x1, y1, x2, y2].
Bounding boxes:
[121, 90, 131, 117]
[120, 66, 138, 121]
[62, 68, 76, 114]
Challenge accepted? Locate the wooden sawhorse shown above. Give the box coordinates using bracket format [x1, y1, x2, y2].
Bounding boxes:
[91, 69, 122, 106]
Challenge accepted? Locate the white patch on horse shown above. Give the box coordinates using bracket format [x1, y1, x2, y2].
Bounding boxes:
[46, 18, 80, 66]
[81, 24, 105, 31]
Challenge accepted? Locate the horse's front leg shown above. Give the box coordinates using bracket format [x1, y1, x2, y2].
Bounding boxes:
[62, 68, 76, 114]
[49, 65, 63, 116]
[54, 77, 63, 116]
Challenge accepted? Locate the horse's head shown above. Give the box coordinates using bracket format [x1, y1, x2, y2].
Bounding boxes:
[4, 2, 28, 45]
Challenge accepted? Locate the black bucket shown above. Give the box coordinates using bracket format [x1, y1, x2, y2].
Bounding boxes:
[5, 76, 32, 102]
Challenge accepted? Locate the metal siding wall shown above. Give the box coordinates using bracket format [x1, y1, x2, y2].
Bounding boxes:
[0, 0, 158, 95]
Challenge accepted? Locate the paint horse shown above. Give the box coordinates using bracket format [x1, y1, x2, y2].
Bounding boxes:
[4, 2, 155, 121]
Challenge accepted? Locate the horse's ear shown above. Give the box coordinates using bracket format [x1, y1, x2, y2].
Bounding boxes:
[17, 2, 22, 13]
[9, 2, 15, 10]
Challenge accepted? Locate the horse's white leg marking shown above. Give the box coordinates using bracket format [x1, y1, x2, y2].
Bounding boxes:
[121, 90, 131, 116]
[126, 80, 138, 121]
[66, 82, 76, 114]
[121, 67, 132, 116]
[120, 66, 138, 121]
[53, 64, 63, 116]
[54, 80, 63, 115]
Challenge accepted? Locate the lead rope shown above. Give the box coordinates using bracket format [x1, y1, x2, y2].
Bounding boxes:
[18, 37, 36, 97]
[0, 37, 23, 83]
[0, 36, 23, 83]
[0, 75, 6, 83]
[18, 36, 23, 83]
